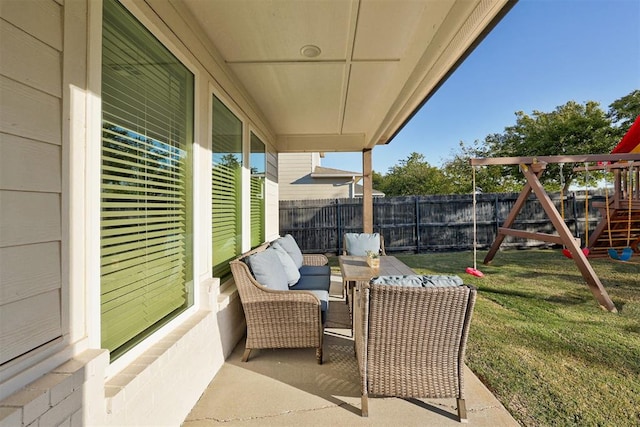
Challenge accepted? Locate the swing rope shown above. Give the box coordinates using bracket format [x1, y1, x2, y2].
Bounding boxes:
[605, 169, 614, 248]
[625, 167, 633, 248]
[559, 162, 566, 229]
[584, 163, 590, 247]
[466, 166, 484, 277]
[560, 162, 589, 259]
[605, 165, 634, 261]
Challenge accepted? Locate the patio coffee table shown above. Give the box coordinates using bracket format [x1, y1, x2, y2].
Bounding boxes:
[339, 255, 415, 328]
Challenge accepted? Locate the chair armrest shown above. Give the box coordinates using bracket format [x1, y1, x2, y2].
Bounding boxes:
[243, 290, 322, 321]
[302, 253, 328, 266]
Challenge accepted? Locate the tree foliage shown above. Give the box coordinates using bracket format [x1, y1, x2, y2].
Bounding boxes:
[442, 139, 520, 194]
[489, 100, 615, 190]
[377, 152, 452, 196]
[373, 90, 639, 195]
[607, 89, 640, 138]
[441, 91, 638, 192]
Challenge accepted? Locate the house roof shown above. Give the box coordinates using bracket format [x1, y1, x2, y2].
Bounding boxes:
[354, 184, 385, 197]
[178, 0, 515, 153]
[310, 166, 385, 196]
[311, 166, 361, 178]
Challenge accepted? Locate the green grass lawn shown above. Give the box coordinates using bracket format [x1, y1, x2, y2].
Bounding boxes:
[334, 250, 640, 426]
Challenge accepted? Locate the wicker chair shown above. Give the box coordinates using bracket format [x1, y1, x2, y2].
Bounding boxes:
[354, 280, 477, 421]
[229, 243, 329, 364]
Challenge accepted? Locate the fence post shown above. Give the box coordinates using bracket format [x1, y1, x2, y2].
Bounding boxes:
[494, 194, 500, 238]
[415, 196, 420, 253]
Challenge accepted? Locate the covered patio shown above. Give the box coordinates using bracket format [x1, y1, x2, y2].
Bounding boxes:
[0, 1, 519, 425]
[181, 0, 517, 232]
[184, 275, 518, 426]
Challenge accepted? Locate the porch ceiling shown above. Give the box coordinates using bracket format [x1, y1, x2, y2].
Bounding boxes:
[180, 0, 514, 153]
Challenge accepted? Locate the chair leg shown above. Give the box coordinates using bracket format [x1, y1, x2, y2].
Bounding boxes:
[241, 348, 251, 362]
[361, 395, 369, 417]
[316, 347, 323, 364]
[457, 398, 468, 423]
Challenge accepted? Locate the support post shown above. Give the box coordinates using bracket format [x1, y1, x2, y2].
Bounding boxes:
[470, 155, 633, 313]
[362, 148, 373, 233]
[520, 164, 617, 312]
[483, 173, 540, 264]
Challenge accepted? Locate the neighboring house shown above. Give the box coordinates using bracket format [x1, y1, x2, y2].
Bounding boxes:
[278, 152, 384, 200]
[0, 1, 513, 426]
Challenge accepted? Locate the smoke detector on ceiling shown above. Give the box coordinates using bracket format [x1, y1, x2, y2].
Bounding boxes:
[300, 45, 321, 58]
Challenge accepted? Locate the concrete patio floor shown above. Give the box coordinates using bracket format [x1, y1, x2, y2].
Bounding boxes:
[183, 275, 519, 426]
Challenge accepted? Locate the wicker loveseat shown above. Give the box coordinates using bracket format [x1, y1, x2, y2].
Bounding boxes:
[229, 235, 331, 364]
[354, 275, 477, 421]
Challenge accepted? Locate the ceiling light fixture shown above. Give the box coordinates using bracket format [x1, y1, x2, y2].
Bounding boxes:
[300, 44, 321, 58]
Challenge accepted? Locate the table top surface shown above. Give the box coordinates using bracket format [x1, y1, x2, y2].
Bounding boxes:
[339, 255, 415, 281]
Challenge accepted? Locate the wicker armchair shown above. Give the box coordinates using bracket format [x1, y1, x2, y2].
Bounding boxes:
[354, 281, 477, 421]
[229, 244, 329, 364]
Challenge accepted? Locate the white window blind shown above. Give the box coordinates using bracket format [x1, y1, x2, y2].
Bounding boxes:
[250, 133, 265, 247]
[101, 0, 194, 359]
[211, 96, 242, 278]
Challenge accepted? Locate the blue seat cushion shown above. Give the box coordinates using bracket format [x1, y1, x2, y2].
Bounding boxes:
[370, 274, 464, 288]
[290, 274, 331, 292]
[422, 275, 464, 287]
[299, 264, 331, 277]
[370, 275, 424, 287]
[307, 290, 329, 323]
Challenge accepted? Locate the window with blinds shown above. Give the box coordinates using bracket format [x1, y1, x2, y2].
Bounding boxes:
[101, 0, 194, 359]
[250, 133, 265, 248]
[212, 96, 243, 278]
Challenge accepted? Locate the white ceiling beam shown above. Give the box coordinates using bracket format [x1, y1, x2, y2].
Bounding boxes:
[370, 0, 514, 147]
[276, 134, 365, 152]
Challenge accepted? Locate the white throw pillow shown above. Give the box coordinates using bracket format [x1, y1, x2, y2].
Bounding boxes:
[246, 248, 289, 291]
[273, 234, 304, 268]
[271, 244, 301, 286]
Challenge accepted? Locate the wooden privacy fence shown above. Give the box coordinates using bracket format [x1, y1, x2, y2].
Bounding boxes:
[279, 192, 605, 254]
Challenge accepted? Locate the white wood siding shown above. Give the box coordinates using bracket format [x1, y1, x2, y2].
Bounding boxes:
[0, 0, 63, 365]
[278, 153, 353, 200]
[265, 150, 279, 240]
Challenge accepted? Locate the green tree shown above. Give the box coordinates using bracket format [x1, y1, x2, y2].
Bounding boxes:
[407, 90, 638, 194]
[608, 89, 640, 139]
[442, 139, 520, 194]
[378, 152, 452, 196]
[371, 170, 385, 191]
[476, 100, 614, 191]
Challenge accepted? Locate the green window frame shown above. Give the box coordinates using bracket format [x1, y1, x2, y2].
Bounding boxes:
[250, 133, 266, 248]
[212, 96, 243, 278]
[101, 0, 194, 360]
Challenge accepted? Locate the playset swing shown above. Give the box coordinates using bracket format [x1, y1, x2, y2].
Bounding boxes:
[466, 166, 484, 277]
[585, 160, 640, 258]
[604, 165, 634, 261]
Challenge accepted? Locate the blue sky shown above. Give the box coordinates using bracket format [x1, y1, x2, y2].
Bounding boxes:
[322, 0, 640, 174]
